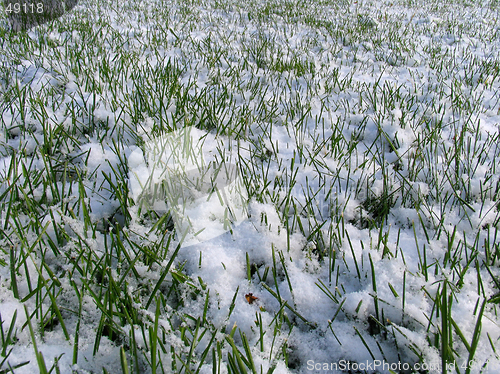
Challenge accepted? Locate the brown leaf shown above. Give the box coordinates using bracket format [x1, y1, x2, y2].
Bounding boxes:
[245, 293, 258, 304]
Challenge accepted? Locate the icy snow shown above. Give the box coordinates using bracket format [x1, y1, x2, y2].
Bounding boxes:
[0, 0, 500, 373]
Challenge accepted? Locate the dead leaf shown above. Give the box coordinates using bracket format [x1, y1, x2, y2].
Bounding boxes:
[245, 293, 258, 304]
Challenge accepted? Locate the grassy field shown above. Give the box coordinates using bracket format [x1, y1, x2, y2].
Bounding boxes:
[0, 0, 500, 373]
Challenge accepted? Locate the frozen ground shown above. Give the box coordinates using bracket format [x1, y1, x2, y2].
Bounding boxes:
[0, 0, 500, 373]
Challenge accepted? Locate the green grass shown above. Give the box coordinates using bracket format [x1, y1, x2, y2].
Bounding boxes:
[0, 0, 500, 373]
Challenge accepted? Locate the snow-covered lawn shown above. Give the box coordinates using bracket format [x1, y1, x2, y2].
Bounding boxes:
[0, 0, 499, 372]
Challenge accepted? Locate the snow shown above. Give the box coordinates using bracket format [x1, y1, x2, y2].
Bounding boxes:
[0, 0, 499, 373]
